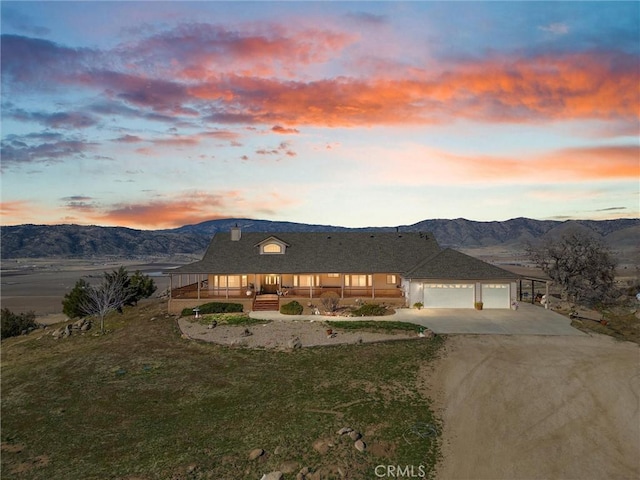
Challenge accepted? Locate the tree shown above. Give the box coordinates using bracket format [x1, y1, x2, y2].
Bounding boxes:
[1, 308, 37, 338]
[81, 272, 133, 334]
[62, 278, 92, 319]
[129, 270, 157, 304]
[527, 230, 617, 306]
[62, 267, 157, 330]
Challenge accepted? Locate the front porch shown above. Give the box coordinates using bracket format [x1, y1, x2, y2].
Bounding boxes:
[167, 272, 405, 314]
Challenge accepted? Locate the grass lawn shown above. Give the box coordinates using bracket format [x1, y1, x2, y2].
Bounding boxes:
[1, 299, 444, 479]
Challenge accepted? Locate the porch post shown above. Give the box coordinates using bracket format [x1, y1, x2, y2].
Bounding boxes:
[371, 275, 375, 299]
[225, 275, 229, 299]
[197, 274, 201, 300]
[310, 274, 313, 299]
[341, 273, 344, 299]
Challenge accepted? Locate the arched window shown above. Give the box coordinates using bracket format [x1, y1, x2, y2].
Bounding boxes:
[262, 243, 282, 254]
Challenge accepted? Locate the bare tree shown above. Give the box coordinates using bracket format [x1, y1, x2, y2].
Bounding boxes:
[527, 229, 617, 306]
[81, 274, 133, 334]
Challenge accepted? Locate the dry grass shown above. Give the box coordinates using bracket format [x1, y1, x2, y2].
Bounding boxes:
[1, 299, 444, 479]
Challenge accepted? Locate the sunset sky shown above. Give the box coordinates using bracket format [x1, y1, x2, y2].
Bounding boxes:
[1, 1, 638, 229]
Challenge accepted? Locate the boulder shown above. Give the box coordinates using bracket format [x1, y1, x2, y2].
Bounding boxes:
[248, 448, 265, 460]
[348, 430, 362, 441]
[336, 427, 352, 435]
[260, 472, 283, 480]
[287, 337, 302, 349]
[279, 460, 299, 474]
[354, 439, 366, 452]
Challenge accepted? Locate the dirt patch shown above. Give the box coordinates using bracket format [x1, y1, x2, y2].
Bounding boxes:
[178, 317, 420, 348]
[422, 334, 640, 480]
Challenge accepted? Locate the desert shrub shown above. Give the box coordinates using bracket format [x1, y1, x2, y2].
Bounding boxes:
[1, 308, 37, 338]
[280, 301, 303, 315]
[181, 302, 243, 316]
[351, 303, 388, 316]
[320, 291, 340, 313]
[62, 278, 91, 319]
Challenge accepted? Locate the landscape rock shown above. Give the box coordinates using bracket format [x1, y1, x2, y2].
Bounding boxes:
[348, 430, 362, 441]
[260, 472, 283, 480]
[81, 322, 92, 331]
[336, 427, 352, 435]
[248, 448, 265, 460]
[287, 337, 302, 349]
[312, 438, 332, 455]
[279, 460, 299, 474]
[240, 328, 253, 337]
[354, 439, 366, 452]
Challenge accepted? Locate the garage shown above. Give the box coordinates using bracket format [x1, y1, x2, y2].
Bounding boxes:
[481, 283, 510, 308]
[424, 283, 475, 308]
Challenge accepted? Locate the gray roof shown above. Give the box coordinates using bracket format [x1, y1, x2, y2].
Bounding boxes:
[405, 248, 519, 280]
[171, 231, 518, 281]
[171, 231, 441, 275]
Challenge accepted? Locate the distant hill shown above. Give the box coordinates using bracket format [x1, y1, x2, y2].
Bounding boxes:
[0, 224, 210, 259]
[2, 218, 638, 261]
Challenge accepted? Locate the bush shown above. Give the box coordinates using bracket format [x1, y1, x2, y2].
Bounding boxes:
[1, 308, 37, 338]
[62, 278, 91, 319]
[280, 301, 303, 315]
[320, 292, 340, 313]
[351, 303, 388, 316]
[181, 302, 243, 316]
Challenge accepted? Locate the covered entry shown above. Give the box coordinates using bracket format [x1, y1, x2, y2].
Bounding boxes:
[423, 283, 475, 308]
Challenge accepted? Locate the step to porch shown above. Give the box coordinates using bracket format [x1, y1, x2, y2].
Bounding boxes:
[252, 294, 280, 311]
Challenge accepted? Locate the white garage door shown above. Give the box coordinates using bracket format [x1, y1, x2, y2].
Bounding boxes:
[423, 283, 475, 308]
[481, 284, 510, 308]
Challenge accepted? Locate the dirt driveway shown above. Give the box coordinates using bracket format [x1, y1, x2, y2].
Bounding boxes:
[423, 334, 639, 480]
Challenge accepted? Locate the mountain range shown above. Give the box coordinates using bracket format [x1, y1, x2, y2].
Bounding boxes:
[2, 217, 638, 262]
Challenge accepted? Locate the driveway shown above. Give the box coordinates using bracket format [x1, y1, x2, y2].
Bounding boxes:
[250, 303, 585, 336]
[397, 302, 585, 336]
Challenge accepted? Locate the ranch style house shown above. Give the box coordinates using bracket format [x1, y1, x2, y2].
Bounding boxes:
[167, 227, 518, 313]
[167, 227, 519, 314]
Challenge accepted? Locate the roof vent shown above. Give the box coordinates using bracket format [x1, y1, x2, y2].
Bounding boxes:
[230, 225, 241, 241]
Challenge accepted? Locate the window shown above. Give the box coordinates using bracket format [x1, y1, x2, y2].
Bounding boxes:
[264, 275, 280, 285]
[328, 273, 340, 278]
[346, 275, 370, 287]
[263, 243, 282, 254]
[214, 275, 247, 288]
[386, 274, 397, 285]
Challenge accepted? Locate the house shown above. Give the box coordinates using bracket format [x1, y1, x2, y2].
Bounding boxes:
[167, 226, 519, 314]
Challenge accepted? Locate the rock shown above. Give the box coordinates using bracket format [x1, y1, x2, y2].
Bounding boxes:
[81, 322, 91, 331]
[354, 439, 366, 452]
[260, 472, 283, 480]
[63, 325, 71, 337]
[186, 464, 197, 473]
[336, 427, 353, 435]
[240, 328, 253, 337]
[248, 448, 265, 460]
[207, 320, 217, 329]
[312, 439, 331, 455]
[279, 460, 299, 474]
[287, 337, 302, 349]
[348, 430, 362, 441]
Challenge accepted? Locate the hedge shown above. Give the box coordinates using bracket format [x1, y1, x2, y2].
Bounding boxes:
[181, 302, 243, 316]
[280, 301, 304, 315]
[351, 303, 388, 316]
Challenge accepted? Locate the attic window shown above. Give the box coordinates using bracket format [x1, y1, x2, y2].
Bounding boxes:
[262, 243, 282, 254]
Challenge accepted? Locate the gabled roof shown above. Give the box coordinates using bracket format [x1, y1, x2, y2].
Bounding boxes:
[404, 248, 519, 280]
[171, 231, 441, 275]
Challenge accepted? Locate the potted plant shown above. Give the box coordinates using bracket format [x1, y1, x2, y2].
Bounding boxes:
[413, 302, 424, 310]
[474, 302, 484, 310]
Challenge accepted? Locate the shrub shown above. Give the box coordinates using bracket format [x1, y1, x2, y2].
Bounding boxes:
[320, 292, 340, 313]
[280, 301, 303, 315]
[181, 302, 243, 316]
[62, 278, 91, 319]
[352, 303, 388, 316]
[1, 308, 37, 338]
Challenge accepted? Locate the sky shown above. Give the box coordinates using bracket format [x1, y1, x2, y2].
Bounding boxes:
[1, 1, 638, 230]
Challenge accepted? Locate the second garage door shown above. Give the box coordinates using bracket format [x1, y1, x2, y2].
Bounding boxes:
[481, 283, 510, 308]
[423, 283, 475, 308]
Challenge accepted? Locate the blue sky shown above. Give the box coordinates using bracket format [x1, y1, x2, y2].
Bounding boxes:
[1, 1, 638, 229]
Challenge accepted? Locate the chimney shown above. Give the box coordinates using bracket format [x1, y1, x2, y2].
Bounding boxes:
[230, 224, 241, 241]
